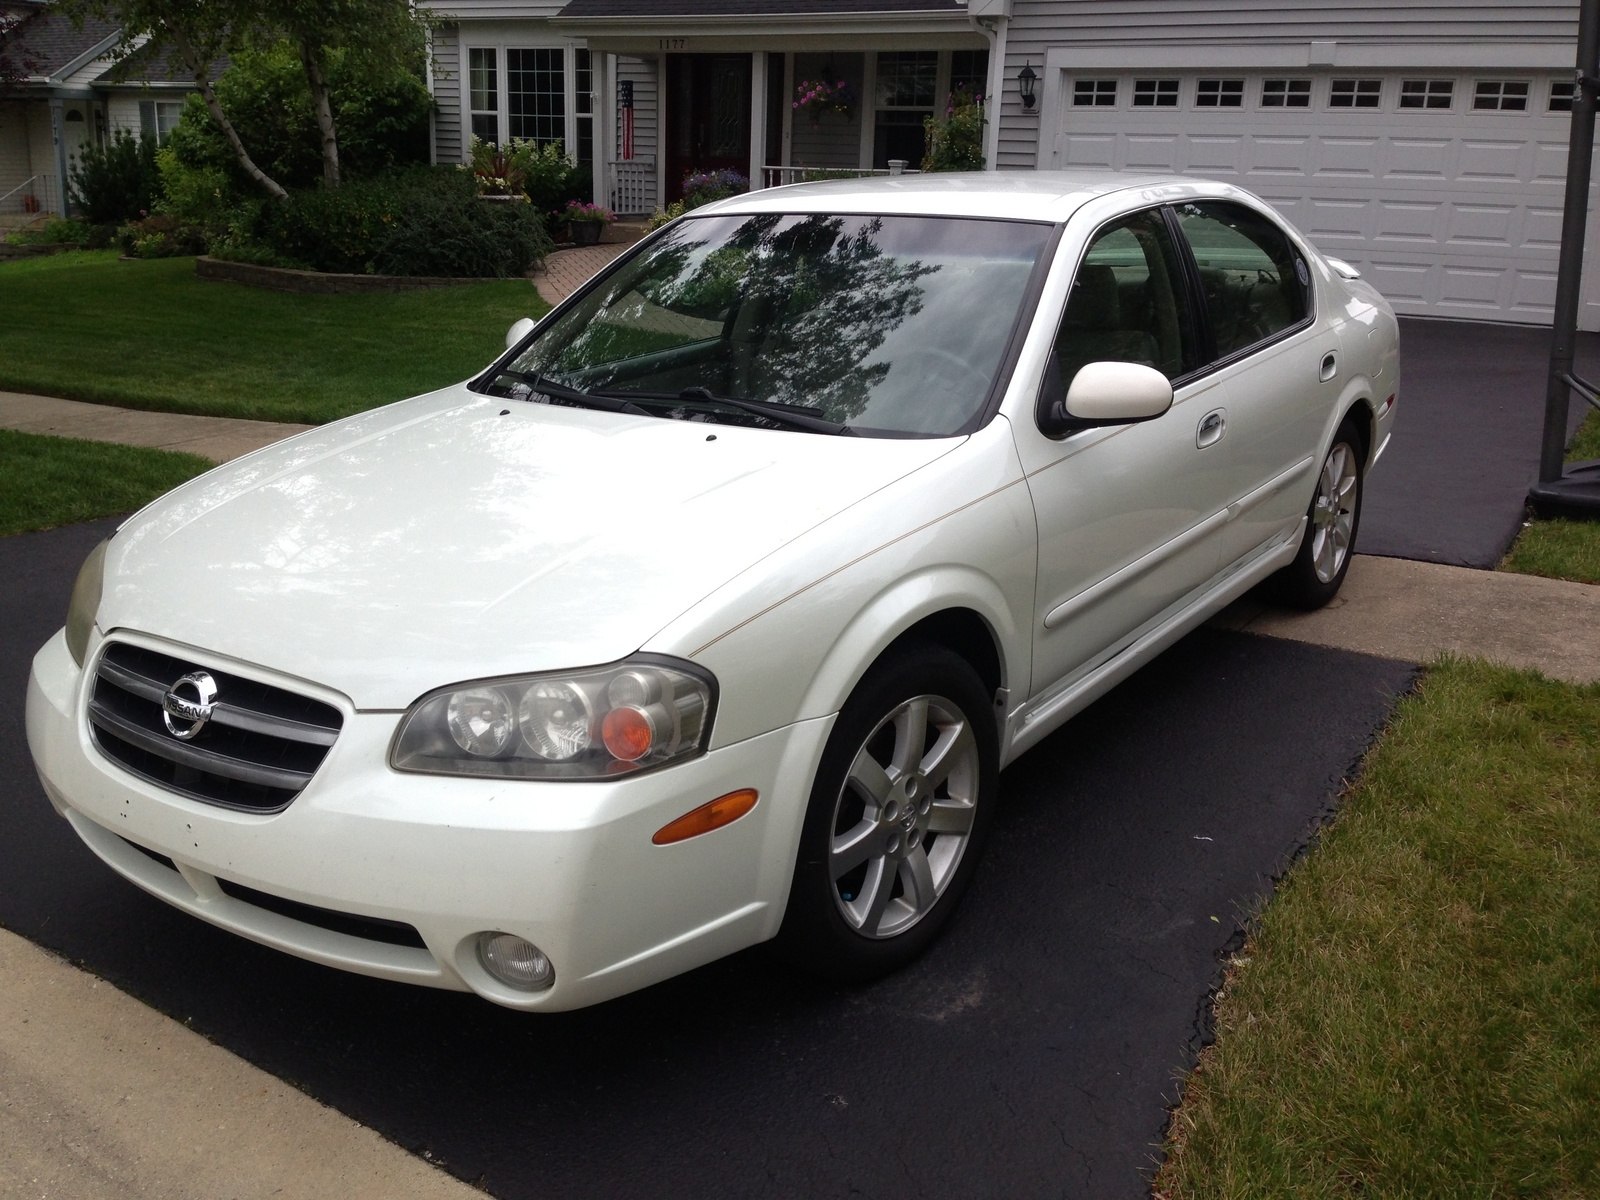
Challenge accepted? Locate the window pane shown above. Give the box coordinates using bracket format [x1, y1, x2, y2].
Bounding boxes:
[1132, 79, 1179, 107]
[1262, 78, 1310, 107]
[876, 51, 938, 108]
[575, 48, 592, 115]
[949, 49, 989, 100]
[471, 113, 500, 145]
[1330, 78, 1381, 108]
[1474, 80, 1528, 111]
[1174, 201, 1309, 357]
[469, 48, 497, 114]
[1551, 81, 1577, 112]
[1400, 79, 1454, 109]
[1073, 79, 1117, 107]
[1196, 79, 1244, 108]
[1050, 208, 1200, 394]
[508, 47, 565, 146]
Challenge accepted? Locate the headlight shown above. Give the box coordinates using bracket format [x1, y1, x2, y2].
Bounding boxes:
[65, 539, 108, 668]
[390, 657, 716, 780]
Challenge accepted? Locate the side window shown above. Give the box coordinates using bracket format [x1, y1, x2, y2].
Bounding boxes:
[1044, 208, 1200, 411]
[1172, 201, 1310, 358]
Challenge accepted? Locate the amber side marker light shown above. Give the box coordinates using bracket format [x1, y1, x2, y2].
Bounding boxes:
[652, 789, 759, 845]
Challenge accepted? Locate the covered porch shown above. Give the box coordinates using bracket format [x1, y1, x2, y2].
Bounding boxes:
[552, 5, 1000, 215]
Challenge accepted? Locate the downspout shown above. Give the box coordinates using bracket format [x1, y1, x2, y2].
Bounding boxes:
[969, 10, 1007, 171]
[49, 96, 70, 216]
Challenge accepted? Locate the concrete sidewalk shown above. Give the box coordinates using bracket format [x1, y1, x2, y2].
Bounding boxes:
[1, 391, 311, 464]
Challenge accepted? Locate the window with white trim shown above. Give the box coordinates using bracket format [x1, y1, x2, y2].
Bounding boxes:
[1473, 80, 1528, 111]
[1261, 78, 1310, 108]
[949, 49, 988, 100]
[574, 48, 593, 169]
[1195, 78, 1244, 108]
[1329, 78, 1381, 108]
[1550, 80, 1577, 112]
[1073, 79, 1116, 107]
[1132, 79, 1179, 107]
[507, 48, 564, 145]
[469, 47, 499, 144]
[137, 99, 184, 145]
[1400, 79, 1454, 110]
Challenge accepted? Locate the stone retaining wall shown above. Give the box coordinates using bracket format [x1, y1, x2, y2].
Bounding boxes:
[195, 255, 517, 294]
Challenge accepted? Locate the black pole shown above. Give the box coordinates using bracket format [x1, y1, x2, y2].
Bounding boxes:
[1541, 0, 1600, 483]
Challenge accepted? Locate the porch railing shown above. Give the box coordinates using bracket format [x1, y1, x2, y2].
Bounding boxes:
[608, 159, 656, 215]
[0, 174, 62, 217]
[761, 161, 920, 189]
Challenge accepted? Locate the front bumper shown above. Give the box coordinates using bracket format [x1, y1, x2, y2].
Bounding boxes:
[26, 628, 831, 1011]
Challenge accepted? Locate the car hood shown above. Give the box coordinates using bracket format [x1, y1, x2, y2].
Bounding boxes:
[99, 387, 959, 708]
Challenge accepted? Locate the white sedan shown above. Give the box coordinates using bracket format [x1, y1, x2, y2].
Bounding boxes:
[26, 172, 1398, 1010]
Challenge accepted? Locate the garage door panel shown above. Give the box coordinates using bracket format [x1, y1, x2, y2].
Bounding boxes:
[1385, 138, 1451, 182]
[1374, 200, 1442, 244]
[1524, 206, 1564, 249]
[1366, 261, 1433, 305]
[1062, 134, 1117, 169]
[1315, 137, 1380, 179]
[1446, 203, 1518, 249]
[1510, 270, 1560, 315]
[1244, 137, 1309, 177]
[1124, 135, 1180, 170]
[1183, 135, 1243, 174]
[1438, 264, 1508, 310]
[1457, 139, 1528, 182]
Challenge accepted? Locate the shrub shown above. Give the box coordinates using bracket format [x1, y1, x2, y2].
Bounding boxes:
[250, 168, 552, 277]
[922, 88, 986, 172]
[681, 168, 748, 210]
[646, 200, 687, 231]
[514, 140, 591, 231]
[7, 217, 93, 246]
[116, 214, 209, 258]
[69, 129, 160, 224]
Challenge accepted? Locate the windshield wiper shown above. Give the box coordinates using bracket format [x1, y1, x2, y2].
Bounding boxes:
[496, 370, 654, 418]
[672, 387, 853, 435]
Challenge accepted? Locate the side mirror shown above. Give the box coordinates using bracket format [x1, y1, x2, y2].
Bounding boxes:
[506, 317, 536, 350]
[1037, 356, 1174, 437]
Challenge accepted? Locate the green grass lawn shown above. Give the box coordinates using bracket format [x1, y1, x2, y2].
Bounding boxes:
[1500, 409, 1600, 584]
[1155, 657, 1600, 1198]
[0, 429, 214, 537]
[0, 251, 549, 425]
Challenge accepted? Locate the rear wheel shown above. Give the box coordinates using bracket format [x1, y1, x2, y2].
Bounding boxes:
[776, 644, 998, 981]
[1268, 416, 1364, 610]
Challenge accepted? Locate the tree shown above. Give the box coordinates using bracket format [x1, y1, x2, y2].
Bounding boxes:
[57, 0, 289, 199]
[255, 0, 428, 190]
[0, 9, 42, 95]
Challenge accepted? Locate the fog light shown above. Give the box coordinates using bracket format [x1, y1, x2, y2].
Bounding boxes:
[476, 932, 554, 991]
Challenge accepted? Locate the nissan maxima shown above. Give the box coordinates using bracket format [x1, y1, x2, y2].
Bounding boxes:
[27, 172, 1398, 1010]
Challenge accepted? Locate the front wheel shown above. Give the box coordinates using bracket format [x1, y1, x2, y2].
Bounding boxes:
[1268, 415, 1364, 610]
[776, 644, 998, 982]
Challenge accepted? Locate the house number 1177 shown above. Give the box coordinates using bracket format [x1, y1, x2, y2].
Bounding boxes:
[658, 38, 687, 50]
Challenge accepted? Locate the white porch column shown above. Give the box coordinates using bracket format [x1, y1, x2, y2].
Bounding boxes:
[858, 52, 876, 169]
[984, 17, 1007, 170]
[749, 51, 767, 189]
[49, 98, 69, 217]
[595, 52, 615, 209]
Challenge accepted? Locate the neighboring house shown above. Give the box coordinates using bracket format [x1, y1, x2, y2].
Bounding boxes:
[427, 0, 1597, 328]
[0, 1, 200, 228]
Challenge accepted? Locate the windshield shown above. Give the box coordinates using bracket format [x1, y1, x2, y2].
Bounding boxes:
[484, 212, 1053, 437]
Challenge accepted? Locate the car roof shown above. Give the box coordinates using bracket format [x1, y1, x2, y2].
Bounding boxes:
[703, 170, 1228, 224]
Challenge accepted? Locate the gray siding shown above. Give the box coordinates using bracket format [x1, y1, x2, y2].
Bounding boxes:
[432, 23, 464, 164]
[998, 0, 1582, 168]
[616, 55, 658, 165]
[789, 51, 865, 169]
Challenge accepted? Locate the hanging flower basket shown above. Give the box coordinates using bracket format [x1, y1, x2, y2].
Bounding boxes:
[794, 78, 856, 128]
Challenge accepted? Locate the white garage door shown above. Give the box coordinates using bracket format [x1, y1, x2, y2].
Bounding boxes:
[1041, 69, 1591, 326]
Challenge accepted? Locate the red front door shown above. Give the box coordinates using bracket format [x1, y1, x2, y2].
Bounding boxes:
[665, 54, 752, 202]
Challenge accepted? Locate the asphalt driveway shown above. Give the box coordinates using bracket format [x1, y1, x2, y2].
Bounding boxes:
[1, 518, 1414, 1198]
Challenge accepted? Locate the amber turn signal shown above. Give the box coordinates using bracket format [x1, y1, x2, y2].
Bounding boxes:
[652, 789, 759, 845]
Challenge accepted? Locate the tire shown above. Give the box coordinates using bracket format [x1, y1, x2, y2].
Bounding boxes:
[1268, 415, 1365, 610]
[776, 643, 999, 983]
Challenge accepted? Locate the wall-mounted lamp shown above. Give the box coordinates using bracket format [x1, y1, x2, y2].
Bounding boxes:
[1018, 62, 1038, 110]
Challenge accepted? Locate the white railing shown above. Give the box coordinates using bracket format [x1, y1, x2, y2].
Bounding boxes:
[761, 161, 920, 189]
[0, 174, 61, 217]
[608, 158, 656, 215]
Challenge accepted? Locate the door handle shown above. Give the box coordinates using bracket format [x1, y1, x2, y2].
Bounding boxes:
[1196, 408, 1226, 449]
[1319, 351, 1339, 383]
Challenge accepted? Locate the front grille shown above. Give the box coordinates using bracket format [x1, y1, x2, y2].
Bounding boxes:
[89, 642, 342, 813]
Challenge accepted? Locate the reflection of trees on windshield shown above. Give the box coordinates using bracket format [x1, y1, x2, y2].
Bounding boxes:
[710, 214, 937, 422]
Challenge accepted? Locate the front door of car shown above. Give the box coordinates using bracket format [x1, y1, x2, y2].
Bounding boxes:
[1014, 206, 1237, 699]
[1169, 200, 1340, 568]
